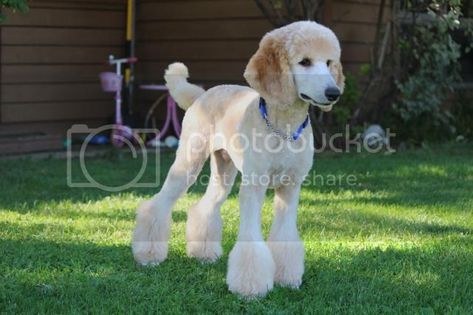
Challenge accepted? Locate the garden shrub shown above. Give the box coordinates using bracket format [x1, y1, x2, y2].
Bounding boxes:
[452, 91, 473, 139]
[393, 0, 472, 142]
[332, 73, 362, 127]
[1, 0, 29, 21]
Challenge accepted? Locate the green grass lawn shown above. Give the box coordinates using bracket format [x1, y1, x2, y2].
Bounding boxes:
[1, 144, 473, 314]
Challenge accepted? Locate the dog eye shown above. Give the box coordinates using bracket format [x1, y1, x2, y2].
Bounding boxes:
[326, 60, 332, 67]
[298, 58, 312, 67]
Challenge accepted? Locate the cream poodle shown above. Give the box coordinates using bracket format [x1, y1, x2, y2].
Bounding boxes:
[132, 21, 344, 298]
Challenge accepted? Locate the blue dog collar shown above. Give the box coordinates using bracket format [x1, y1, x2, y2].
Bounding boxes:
[258, 97, 309, 142]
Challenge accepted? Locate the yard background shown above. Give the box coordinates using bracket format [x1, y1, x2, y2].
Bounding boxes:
[1, 144, 472, 313]
[0, 0, 386, 145]
[1, 0, 472, 313]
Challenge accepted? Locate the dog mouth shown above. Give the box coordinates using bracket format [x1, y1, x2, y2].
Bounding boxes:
[299, 93, 332, 108]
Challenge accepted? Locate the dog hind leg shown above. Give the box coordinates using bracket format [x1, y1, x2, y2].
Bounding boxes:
[132, 136, 209, 266]
[186, 149, 237, 262]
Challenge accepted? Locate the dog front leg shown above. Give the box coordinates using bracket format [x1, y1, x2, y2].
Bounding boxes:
[267, 183, 304, 288]
[226, 181, 275, 298]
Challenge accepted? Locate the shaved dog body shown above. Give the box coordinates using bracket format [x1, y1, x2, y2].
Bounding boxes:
[132, 21, 345, 298]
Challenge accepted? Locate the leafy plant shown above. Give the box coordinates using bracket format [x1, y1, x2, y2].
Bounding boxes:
[332, 73, 361, 126]
[452, 91, 473, 139]
[393, 0, 467, 141]
[0, 0, 29, 21]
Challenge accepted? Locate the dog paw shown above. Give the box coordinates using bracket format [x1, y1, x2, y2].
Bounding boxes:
[275, 273, 303, 289]
[186, 204, 223, 263]
[226, 241, 275, 298]
[268, 240, 304, 289]
[132, 241, 168, 266]
[187, 241, 222, 263]
[131, 200, 171, 266]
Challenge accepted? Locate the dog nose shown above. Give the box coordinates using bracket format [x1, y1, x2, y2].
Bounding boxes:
[325, 87, 340, 102]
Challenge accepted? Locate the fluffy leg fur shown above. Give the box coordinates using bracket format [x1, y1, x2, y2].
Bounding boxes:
[226, 183, 275, 298]
[186, 150, 237, 262]
[132, 136, 208, 266]
[267, 184, 305, 288]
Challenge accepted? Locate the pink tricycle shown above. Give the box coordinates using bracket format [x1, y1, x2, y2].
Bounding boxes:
[100, 55, 138, 147]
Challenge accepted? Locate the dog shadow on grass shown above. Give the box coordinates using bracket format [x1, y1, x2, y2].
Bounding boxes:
[2, 230, 472, 313]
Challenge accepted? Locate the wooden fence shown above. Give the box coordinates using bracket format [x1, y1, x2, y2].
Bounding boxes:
[0, 0, 389, 148]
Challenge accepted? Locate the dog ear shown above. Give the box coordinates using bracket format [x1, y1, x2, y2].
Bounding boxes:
[244, 34, 296, 107]
[331, 61, 345, 94]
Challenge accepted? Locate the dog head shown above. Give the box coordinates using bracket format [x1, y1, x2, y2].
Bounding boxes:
[244, 21, 345, 112]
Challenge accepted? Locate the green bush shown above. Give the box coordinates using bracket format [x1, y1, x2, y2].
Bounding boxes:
[452, 91, 473, 139]
[332, 73, 361, 127]
[1, 0, 29, 21]
[393, 0, 470, 142]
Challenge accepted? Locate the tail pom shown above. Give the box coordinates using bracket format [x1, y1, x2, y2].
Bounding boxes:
[163, 62, 205, 111]
[164, 62, 189, 91]
[165, 62, 189, 80]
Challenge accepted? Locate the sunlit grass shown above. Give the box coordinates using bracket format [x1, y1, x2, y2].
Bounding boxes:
[1, 143, 472, 313]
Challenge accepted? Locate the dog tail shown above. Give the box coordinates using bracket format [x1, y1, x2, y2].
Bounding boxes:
[164, 62, 205, 111]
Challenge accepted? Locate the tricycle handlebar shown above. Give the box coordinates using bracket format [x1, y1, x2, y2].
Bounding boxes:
[108, 55, 138, 65]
